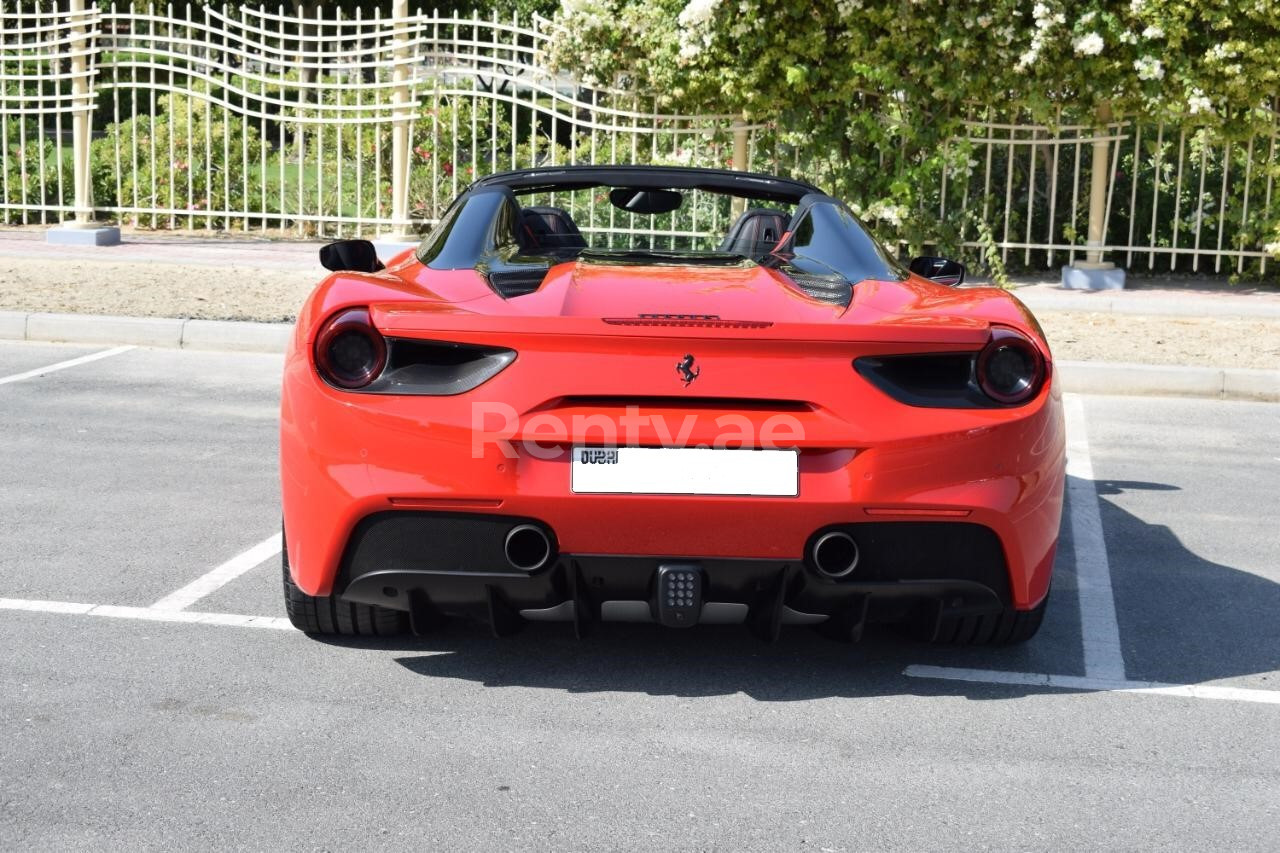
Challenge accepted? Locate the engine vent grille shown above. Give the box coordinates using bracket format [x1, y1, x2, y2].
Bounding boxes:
[781, 270, 853, 307]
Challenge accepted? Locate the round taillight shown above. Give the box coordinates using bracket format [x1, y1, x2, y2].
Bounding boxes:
[314, 307, 387, 390]
[976, 327, 1045, 405]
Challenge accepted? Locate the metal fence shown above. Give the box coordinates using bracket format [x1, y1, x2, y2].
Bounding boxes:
[2, 1, 1277, 275]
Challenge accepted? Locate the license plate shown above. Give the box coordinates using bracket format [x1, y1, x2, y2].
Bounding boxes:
[570, 447, 798, 496]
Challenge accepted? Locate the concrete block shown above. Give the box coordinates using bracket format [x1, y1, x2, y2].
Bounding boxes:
[181, 319, 293, 353]
[371, 238, 418, 264]
[1058, 360, 1223, 398]
[45, 225, 122, 247]
[26, 313, 184, 348]
[1222, 368, 1280, 402]
[0, 311, 27, 340]
[1061, 265, 1126, 290]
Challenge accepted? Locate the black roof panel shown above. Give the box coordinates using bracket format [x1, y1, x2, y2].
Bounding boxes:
[469, 165, 823, 205]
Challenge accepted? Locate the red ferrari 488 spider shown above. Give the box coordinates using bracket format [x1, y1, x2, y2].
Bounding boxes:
[280, 165, 1064, 644]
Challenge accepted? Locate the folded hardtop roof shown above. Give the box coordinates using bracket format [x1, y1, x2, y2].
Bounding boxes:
[469, 165, 823, 205]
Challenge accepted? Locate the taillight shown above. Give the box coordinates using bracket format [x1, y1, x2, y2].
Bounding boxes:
[976, 327, 1045, 405]
[314, 307, 387, 390]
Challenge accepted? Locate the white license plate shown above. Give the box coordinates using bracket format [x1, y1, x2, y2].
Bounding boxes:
[570, 447, 798, 496]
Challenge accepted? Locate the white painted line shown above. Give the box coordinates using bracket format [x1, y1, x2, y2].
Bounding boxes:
[150, 532, 283, 611]
[1063, 393, 1127, 681]
[904, 665, 1280, 705]
[0, 345, 134, 386]
[0, 597, 295, 631]
[0, 597, 95, 614]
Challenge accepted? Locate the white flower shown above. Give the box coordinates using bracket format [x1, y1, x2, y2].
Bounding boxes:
[1033, 2, 1051, 21]
[1187, 89, 1213, 115]
[866, 202, 906, 228]
[1142, 25, 1164, 39]
[976, 13, 992, 28]
[1134, 56, 1164, 80]
[1264, 241, 1280, 258]
[678, 0, 721, 28]
[1072, 32, 1105, 56]
[1017, 47, 1040, 70]
[1119, 30, 1138, 44]
[1079, 11, 1097, 24]
[1206, 44, 1238, 63]
[1129, 0, 1145, 12]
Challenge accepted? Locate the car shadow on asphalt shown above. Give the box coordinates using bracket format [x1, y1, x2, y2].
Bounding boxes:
[310, 475, 1279, 701]
[1096, 479, 1280, 686]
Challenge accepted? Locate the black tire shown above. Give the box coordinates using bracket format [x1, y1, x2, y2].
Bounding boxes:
[930, 590, 1048, 646]
[281, 531, 407, 636]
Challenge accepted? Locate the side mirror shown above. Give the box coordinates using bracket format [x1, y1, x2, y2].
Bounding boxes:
[908, 256, 965, 287]
[319, 239, 385, 273]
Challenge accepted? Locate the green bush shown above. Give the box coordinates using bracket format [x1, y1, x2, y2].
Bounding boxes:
[1, 121, 67, 225]
[90, 91, 265, 228]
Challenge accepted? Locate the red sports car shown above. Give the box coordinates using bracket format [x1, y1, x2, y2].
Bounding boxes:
[280, 165, 1064, 644]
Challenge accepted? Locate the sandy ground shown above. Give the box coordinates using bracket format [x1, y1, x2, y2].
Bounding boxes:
[1, 254, 1278, 368]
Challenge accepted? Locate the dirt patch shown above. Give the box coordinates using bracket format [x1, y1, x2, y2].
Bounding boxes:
[2, 254, 1278, 368]
[1038, 312, 1280, 369]
[0, 257, 315, 324]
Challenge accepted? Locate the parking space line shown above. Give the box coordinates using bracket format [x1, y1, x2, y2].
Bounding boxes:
[1063, 393, 1127, 681]
[0, 345, 135, 386]
[905, 393, 1280, 706]
[150, 532, 283, 611]
[0, 597, 295, 631]
[905, 665, 1280, 706]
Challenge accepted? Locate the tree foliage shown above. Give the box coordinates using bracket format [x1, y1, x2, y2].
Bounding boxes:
[549, 0, 1280, 264]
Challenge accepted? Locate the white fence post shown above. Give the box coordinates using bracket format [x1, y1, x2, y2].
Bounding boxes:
[1062, 101, 1124, 288]
[730, 119, 748, 216]
[47, 0, 119, 246]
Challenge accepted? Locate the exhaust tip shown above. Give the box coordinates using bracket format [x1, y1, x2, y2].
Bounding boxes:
[811, 531, 859, 579]
[505, 524, 552, 572]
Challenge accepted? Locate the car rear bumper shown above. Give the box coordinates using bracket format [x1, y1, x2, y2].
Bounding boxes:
[335, 511, 1018, 639]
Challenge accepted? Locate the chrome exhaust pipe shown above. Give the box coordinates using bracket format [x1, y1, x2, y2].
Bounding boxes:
[504, 524, 552, 572]
[811, 531, 859, 578]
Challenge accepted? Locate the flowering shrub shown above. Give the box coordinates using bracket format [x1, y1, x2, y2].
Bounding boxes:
[548, 0, 1280, 272]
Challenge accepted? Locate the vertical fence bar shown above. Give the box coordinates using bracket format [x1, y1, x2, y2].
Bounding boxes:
[1125, 126, 1140, 266]
[1192, 135, 1207, 272]
[1, 0, 9, 220]
[1171, 129, 1185, 270]
[1148, 123, 1163, 270]
[1261, 122, 1275, 276]
[1214, 140, 1229, 274]
[1046, 127, 1060, 268]
[1068, 132, 1081, 265]
[1023, 130, 1036, 266]
[1000, 126, 1014, 264]
[1237, 136, 1253, 275]
[388, 0, 409, 237]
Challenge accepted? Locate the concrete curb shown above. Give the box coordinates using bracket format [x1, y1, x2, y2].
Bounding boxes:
[1, 310, 292, 354]
[1014, 291, 1280, 319]
[2, 310, 1276, 401]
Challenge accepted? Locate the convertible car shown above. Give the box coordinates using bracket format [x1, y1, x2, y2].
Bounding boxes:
[280, 165, 1064, 644]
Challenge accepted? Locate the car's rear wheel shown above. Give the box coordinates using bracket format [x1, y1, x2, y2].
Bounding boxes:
[930, 590, 1048, 646]
[281, 530, 406, 636]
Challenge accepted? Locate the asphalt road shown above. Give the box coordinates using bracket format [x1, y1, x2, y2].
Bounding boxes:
[1, 340, 1278, 851]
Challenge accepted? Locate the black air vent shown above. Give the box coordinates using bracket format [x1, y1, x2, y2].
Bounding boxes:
[488, 267, 549, 298]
